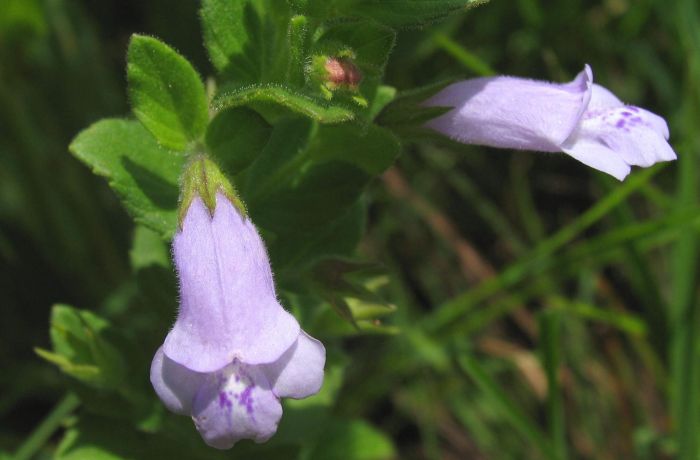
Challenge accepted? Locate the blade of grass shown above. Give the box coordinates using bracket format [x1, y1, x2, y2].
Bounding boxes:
[432, 33, 496, 77]
[539, 311, 567, 460]
[547, 296, 646, 337]
[511, 156, 546, 243]
[426, 165, 664, 333]
[455, 351, 558, 460]
[599, 177, 668, 351]
[671, 1, 700, 457]
[422, 148, 528, 254]
[451, 208, 699, 338]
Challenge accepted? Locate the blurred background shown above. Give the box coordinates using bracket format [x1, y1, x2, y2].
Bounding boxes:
[1, 0, 698, 459]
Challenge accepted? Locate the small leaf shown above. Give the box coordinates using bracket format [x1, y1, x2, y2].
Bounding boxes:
[55, 416, 186, 460]
[205, 107, 272, 175]
[213, 84, 355, 123]
[129, 225, 170, 271]
[337, 0, 488, 28]
[37, 305, 126, 389]
[69, 119, 184, 238]
[242, 120, 399, 269]
[311, 258, 397, 330]
[367, 85, 397, 120]
[130, 226, 177, 323]
[127, 34, 208, 150]
[201, 0, 291, 84]
[274, 199, 367, 270]
[286, 0, 333, 16]
[307, 418, 396, 460]
[34, 349, 102, 384]
[307, 123, 400, 174]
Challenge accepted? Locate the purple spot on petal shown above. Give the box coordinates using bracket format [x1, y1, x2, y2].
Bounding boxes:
[621, 111, 632, 117]
[218, 392, 232, 410]
[631, 116, 642, 123]
[616, 119, 625, 128]
[238, 385, 254, 415]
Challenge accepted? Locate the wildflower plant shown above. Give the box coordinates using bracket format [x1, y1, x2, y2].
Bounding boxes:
[21, 0, 689, 459]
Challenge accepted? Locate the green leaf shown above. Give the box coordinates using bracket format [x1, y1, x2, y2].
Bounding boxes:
[307, 419, 396, 460]
[286, 0, 333, 16]
[34, 350, 101, 383]
[36, 305, 126, 389]
[205, 107, 271, 175]
[336, 0, 488, 28]
[242, 120, 399, 269]
[367, 85, 397, 120]
[275, 199, 367, 270]
[130, 226, 177, 324]
[456, 352, 558, 460]
[127, 35, 208, 151]
[213, 84, 355, 123]
[69, 119, 185, 238]
[307, 123, 400, 174]
[0, 0, 46, 42]
[55, 416, 187, 460]
[129, 225, 170, 271]
[252, 161, 368, 234]
[200, 0, 291, 84]
[309, 258, 398, 334]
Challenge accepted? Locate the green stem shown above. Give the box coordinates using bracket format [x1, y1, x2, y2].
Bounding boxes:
[13, 393, 80, 460]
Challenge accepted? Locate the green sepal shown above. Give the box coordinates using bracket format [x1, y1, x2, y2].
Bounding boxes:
[376, 79, 455, 140]
[178, 155, 246, 226]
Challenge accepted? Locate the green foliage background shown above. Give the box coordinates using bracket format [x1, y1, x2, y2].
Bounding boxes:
[1, 0, 699, 459]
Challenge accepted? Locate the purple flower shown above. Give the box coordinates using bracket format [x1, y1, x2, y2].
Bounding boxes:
[150, 159, 325, 449]
[423, 65, 676, 180]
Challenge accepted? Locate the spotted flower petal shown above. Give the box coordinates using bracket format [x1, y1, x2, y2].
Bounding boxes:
[424, 65, 676, 180]
[191, 361, 283, 449]
[561, 85, 676, 180]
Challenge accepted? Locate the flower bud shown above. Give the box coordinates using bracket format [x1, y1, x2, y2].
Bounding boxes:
[308, 53, 364, 103]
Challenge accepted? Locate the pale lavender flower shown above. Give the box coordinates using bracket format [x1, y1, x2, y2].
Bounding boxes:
[424, 65, 676, 180]
[150, 190, 325, 449]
